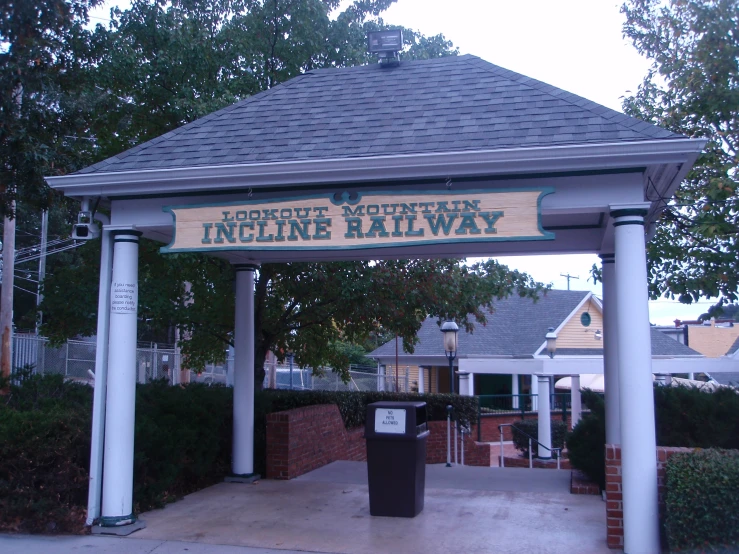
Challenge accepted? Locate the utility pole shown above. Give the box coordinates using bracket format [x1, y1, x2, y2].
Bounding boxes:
[36, 209, 48, 333]
[560, 273, 579, 290]
[1, 205, 15, 387]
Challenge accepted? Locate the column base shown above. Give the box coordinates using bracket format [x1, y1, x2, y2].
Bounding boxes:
[225, 473, 261, 483]
[92, 519, 145, 536]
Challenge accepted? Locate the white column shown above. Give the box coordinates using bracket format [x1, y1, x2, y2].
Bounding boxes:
[458, 371, 471, 396]
[86, 228, 113, 525]
[600, 253, 621, 445]
[468, 373, 475, 396]
[537, 375, 551, 459]
[232, 263, 258, 476]
[612, 206, 660, 554]
[512, 374, 520, 409]
[101, 230, 141, 526]
[417, 366, 425, 394]
[570, 375, 581, 428]
[530, 375, 539, 411]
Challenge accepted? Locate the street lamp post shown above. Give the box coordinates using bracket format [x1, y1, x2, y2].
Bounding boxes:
[545, 326, 557, 359]
[441, 321, 459, 394]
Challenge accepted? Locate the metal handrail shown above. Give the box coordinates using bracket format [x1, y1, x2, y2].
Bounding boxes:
[498, 423, 562, 470]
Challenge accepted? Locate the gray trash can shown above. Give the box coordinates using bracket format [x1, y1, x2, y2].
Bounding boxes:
[365, 401, 429, 517]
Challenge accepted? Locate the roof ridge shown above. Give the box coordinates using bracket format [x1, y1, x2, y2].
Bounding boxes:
[461, 56, 684, 140]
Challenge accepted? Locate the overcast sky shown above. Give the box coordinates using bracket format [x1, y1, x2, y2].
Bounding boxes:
[88, 0, 716, 323]
[379, 0, 714, 324]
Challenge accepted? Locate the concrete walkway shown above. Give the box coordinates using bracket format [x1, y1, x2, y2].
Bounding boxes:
[0, 463, 612, 554]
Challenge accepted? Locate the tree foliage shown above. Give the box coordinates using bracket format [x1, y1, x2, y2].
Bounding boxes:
[622, 0, 739, 305]
[42, 250, 545, 387]
[0, 0, 101, 214]
[38, 0, 541, 389]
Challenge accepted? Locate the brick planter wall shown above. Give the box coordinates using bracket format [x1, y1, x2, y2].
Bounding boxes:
[266, 404, 366, 479]
[426, 420, 492, 466]
[570, 470, 600, 495]
[604, 444, 694, 550]
[265, 406, 494, 479]
[498, 455, 571, 469]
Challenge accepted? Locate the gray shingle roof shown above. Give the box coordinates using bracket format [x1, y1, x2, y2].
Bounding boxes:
[370, 289, 589, 358]
[726, 335, 739, 356]
[711, 373, 739, 386]
[649, 328, 703, 356]
[369, 290, 704, 359]
[79, 55, 683, 175]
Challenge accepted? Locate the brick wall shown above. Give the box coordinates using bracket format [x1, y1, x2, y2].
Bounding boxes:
[265, 405, 494, 479]
[426, 420, 492, 466]
[264, 407, 580, 478]
[266, 404, 367, 479]
[604, 444, 693, 550]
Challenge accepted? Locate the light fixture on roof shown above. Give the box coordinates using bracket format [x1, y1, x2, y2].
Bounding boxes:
[367, 29, 403, 67]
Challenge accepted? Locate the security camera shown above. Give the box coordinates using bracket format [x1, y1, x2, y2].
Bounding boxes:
[72, 211, 100, 240]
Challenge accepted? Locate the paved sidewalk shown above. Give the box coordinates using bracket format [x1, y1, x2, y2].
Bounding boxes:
[0, 534, 323, 554]
[0, 463, 611, 554]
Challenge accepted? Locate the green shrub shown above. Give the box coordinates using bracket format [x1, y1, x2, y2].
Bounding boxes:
[655, 386, 739, 449]
[0, 376, 479, 531]
[0, 375, 93, 533]
[664, 449, 739, 551]
[510, 418, 567, 458]
[134, 380, 233, 511]
[565, 390, 606, 489]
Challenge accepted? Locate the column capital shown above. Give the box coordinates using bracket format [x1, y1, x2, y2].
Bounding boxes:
[610, 203, 650, 226]
[233, 262, 261, 272]
[111, 229, 143, 241]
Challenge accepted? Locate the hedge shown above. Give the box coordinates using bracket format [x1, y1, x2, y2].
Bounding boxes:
[565, 390, 606, 489]
[0, 375, 478, 533]
[566, 386, 739, 491]
[664, 449, 739, 552]
[510, 418, 567, 458]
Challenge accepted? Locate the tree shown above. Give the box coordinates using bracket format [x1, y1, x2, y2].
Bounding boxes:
[1, 0, 101, 383]
[42, 249, 545, 387]
[621, 0, 739, 306]
[40, 0, 542, 389]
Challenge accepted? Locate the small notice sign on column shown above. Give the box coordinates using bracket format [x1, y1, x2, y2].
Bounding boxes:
[374, 408, 406, 434]
[111, 282, 138, 314]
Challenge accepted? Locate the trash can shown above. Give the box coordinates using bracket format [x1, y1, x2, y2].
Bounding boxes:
[365, 401, 429, 517]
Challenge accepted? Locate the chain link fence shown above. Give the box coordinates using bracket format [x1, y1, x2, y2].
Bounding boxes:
[12, 334, 406, 392]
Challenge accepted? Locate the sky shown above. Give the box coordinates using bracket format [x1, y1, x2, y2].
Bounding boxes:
[378, 0, 714, 324]
[88, 0, 717, 324]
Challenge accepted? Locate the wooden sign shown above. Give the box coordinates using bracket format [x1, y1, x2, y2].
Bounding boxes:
[162, 189, 553, 253]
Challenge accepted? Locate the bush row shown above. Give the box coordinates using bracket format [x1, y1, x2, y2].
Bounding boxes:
[664, 449, 739, 552]
[566, 386, 739, 491]
[0, 376, 478, 532]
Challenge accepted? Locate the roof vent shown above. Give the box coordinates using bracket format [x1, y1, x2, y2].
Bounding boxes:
[368, 29, 403, 67]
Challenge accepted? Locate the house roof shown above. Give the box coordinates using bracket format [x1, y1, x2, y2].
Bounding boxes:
[371, 289, 590, 358]
[369, 289, 703, 359]
[727, 335, 739, 356]
[710, 373, 739, 386]
[77, 54, 683, 176]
